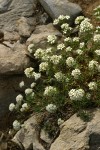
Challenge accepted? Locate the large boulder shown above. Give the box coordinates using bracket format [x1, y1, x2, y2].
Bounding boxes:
[50, 109, 100, 150]
[0, 43, 30, 75]
[0, 0, 37, 31]
[38, 0, 82, 25]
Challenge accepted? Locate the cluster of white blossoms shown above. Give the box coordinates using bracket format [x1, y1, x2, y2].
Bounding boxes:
[9, 103, 16, 111]
[44, 86, 57, 96]
[79, 42, 85, 49]
[24, 67, 34, 78]
[16, 94, 23, 104]
[57, 118, 64, 126]
[30, 82, 36, 88]
[69, 89, 85, 101]
[66, 46, 72, 52]
[88, 60, 99, 70]
[50, 55, 62, 65]
[95, 50, 100, 56]
[57, 43, 65, 50]
[19, 81, 24, 88]
[20, 103, 29, 112]
[73, 37, 80, 43]
[53, 15, 70, 25]
[76, 49, 83, 55]
[47, 35, 57, 44]
[93, 34, 100, 43]
[79, 19, 93, 33]
[66, 57, 75, 67]
[39, 62, 49, 72]
[88, 82, 97, 90]
[13, 120, 21, 131]
[33, 72, 41, 81]
[61, 23, 72, 34]
[46, 104, 57, 113]
[64, 37, 72, 43]
[25, 88, 33, 95]
[75, 16, 85, 25]
[54, 72, 65, 82]
[28, 44, 34, 54]
[71, 69, 81, 79]
[95, 26, 100, 33]
[34, 48, 45, 59]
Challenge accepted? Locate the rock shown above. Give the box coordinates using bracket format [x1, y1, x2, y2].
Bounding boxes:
[50, 109, 100, 150]
[0, 42, 30, 75]
[16, 17, 36, 38]
[0, 0, 37, 31]
[12, 115, 45, 150]
[27, 23, 62, 48]
[38, 0, 82, 25]
[4, 31, 20, 42]
[40, 129, 52, 144]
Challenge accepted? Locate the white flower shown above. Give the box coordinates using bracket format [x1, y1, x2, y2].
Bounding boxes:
[79, 19, 93, 33]
[44, 86, 57, 96]
[73, 37, 79, 42]
[93, 34, 100, 43]
[16, 94, 23, 103]
[61, 23, 72, 34]
[95, 50, 100, 55]
[46, 48, 52, 54]
[33, 72, 41, 80]
[34, 48, 45, 59]
[58, 118, 64, 126]
[31, 82, 36, 88]
[20, 103, 29, 112]
[53, 19, 59, 25]
[69, 89, 85, 101]
[88, 60, 98, 70]
[9, 103, 15, 111]
[13, 120, 21, 131]
[88, 82, 97, 90]
[64, 37, 71, 43]
[58, 15, 65, 20]
[75, 16, 85, 24]
[39, 62, 48, 72]
[28, 44, 34, 53]
[66, 57, 75, 67]
[46, 104, 57, 113]
[76, 49, 83, 55]
[50, 55, 62, 65]
[66, 46, 72, 52]
[19, 81, 24, 88]
[79, 42, 85, 48]
[57, 43, 65, 50]
[54, 72, 65, 82]
[24, 67, 34, 78]
[25, 88, 33, 95]
[47, 35, 57, 44]
[71, 69, 81, 79]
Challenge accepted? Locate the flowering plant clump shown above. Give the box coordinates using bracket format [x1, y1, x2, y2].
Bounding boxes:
[9, 7, 100, 130]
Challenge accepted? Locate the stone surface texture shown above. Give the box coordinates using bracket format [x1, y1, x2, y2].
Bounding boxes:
[38, 0, 82, 25]
[50, 109, 100, 150]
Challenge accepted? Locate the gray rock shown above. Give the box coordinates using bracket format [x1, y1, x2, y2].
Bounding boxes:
[50, 109, 100, 150]
[27, 23, 62, 48]
[13, 115, 45, 150]
[38, 0, 82, 25]
[0, 0, 37, 31]
[0, 42, 30, 75]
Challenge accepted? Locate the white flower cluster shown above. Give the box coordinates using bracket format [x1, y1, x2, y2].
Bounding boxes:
[34, 48, 45, 59]
[79, 42, 85, 49]
[71, 69, 81, 79]
[28, 44, 34, 54]
[66, 46, 72, 52]
[50, 55, 62, 65]
[57, 43, 65, 50]
[46, 104, 57, 113]
[66, 57, 75, 67]
[53, 15, 70, 25]
[58, 118, 64, 126]
[33, 72, 41, 80]
[20, 103, 29, 112]
[88, 60, 99, 70]
[39, 62, 48, 72]
[9, 103, 15, 111]
[64, 37, 72, 43]
[61, 23, 72, 34]
[44, 86, 57, 96]
[47, 35, 57, 44]
[54, 72, 65, 82]
[88, 82, 97, 90]
[75, 16, 85, 25]
[76, 49, 83, 55]
[93, 34, 100, 43]
[95, 50, 100, 56]
[13, 120, 21, 131]
[69, 89, 85, 101]
[16, 94, 23, 104]
[79, 19, 93, 33]
[25, 88, 33, 95]
[19, 81, 24, 88]
[24, 67, 34, 78]
[31, 82, 36, 88]
[73, 37, 79, 42]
